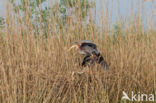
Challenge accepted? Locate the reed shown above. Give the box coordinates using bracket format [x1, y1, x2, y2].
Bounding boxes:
[0, 0, 155, 103]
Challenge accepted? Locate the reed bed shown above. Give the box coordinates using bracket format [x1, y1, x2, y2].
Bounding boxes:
[0, 0, 156, 103]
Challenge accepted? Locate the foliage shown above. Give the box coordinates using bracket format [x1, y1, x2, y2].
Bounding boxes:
[9, 0, 94, 36]
[0, 17, 5, 29]
[59, 0, 94, 23]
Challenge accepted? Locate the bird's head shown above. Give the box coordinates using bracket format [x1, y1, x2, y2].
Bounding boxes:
[68, 43, 79, 52]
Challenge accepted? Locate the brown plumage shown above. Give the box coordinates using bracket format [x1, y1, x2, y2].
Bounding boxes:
[69, 40, 109, 70]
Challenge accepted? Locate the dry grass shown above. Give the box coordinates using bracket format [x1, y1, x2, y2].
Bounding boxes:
[0, 0, 156, 103]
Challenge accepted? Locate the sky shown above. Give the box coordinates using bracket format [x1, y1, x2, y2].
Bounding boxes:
[0, 0, 156, 28]
[95, 0, 156, 28]
[0, 0, 6, 17]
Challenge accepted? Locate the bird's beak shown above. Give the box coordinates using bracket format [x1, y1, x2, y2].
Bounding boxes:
[68, 45, 78, 52]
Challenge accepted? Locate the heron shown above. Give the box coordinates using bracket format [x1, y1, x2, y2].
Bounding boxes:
[68, 40, 109, 70]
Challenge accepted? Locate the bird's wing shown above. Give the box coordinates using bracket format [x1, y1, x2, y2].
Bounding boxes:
[81, 42, 97, 49]
[81, 44, 99, 55]
[97, 55, 109, 70]
[81, 55, 91, 67]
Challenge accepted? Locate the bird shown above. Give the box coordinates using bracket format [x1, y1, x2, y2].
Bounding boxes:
[68, 40, 109, 70]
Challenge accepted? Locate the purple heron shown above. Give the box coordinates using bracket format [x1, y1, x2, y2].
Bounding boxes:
[68, 40, 109, 70]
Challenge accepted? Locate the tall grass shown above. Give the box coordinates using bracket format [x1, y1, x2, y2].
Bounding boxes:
[0, 0, 156, 103]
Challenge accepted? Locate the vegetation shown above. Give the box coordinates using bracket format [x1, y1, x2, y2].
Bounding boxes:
[0, 0, 156, 103]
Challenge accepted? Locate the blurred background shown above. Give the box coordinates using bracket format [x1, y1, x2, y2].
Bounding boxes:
[0, 0, 156, 29]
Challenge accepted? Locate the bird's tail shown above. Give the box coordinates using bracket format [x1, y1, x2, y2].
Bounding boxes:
[98, 54, 109, 70]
